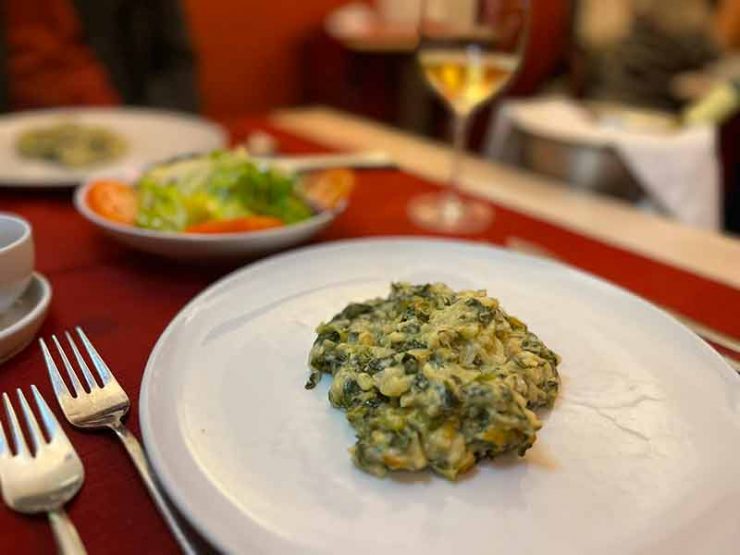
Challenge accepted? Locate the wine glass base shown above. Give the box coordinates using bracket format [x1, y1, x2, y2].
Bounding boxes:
[408, 193, 493, 234]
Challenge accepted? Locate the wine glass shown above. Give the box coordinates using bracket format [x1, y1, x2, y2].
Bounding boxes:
[409, 0, 529, 233]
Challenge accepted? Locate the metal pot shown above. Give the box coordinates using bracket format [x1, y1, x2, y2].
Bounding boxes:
[499, 124, 645, 202]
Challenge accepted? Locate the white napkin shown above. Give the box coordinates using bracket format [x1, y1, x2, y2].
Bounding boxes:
[488, 98, 721, 229]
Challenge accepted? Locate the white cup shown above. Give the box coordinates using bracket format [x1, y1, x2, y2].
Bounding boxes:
[0, 214, 34, 313]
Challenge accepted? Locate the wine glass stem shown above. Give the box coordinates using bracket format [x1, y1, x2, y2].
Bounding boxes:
[448, 112, 470, 205]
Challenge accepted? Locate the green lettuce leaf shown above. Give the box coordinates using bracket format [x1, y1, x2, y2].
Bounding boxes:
[133, 150, 313, 231]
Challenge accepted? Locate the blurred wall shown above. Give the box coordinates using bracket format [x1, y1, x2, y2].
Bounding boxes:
[182, 0, 571, 119]
[512, 0, 572, 94]
[182, 0, 351, 118]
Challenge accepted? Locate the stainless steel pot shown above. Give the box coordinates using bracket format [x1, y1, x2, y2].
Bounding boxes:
[498, 125, 645, 202]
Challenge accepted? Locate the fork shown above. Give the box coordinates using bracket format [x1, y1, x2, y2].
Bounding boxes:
[39, 328, 196, 555]
[0, 386, 86, 554]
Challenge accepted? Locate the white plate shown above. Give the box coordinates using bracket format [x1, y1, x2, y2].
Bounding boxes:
[0, 273, 51, 364]
[0, 108, 226, 187]
[139, 238, 740, 554]
[74, 169, 343, 261]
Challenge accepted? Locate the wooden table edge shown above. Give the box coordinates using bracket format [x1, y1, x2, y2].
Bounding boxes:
[270, 106, 740, 290]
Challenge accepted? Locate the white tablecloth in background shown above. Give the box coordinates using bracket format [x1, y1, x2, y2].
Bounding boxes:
[487, 98, 721, 229]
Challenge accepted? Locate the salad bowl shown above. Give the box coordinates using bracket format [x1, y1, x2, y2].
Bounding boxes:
[74, 158, 347, 261]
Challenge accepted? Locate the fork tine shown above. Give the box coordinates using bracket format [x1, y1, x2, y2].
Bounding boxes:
[39, 338, 73, 401]
[65, 331, 99, 390]
[51, 335, 86, 396]
[30, 385, 60, 439]
[0, 417, 8, 459]
[2, 392, 29, 457]
[17, 388, 45, 454]
[75, 327, 114, 385]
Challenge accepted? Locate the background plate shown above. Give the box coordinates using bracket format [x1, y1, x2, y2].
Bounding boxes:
[0, 107, 226, 187]
[139, 238, 740, 554]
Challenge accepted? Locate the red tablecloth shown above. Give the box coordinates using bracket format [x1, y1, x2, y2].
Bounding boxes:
[1, 118, 738, 554]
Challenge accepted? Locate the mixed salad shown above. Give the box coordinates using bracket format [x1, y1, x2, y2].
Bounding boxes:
[86, 148, 353, 234]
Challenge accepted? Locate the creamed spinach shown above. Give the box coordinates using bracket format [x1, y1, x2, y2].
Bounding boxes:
[307, 283, 560, 480]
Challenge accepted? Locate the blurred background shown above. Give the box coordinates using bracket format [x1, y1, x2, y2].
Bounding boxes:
[5, 0, 739, 231]
[1, 5, 739, 550]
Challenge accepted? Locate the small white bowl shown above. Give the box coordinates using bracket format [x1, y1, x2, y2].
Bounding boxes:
[0, 213, 34, 312]
[74, 168, 345, 261]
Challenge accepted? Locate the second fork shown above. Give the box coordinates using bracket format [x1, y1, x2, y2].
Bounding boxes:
[40, 328, 196, 555]
[0, 386, 86, 554]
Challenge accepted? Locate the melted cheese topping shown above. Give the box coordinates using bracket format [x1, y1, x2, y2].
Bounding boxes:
[307, 283, 560, 480]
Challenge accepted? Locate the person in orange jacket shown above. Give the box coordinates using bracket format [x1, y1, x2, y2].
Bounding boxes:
[716, 0, 740, 49]
[0, 0, 198, 112]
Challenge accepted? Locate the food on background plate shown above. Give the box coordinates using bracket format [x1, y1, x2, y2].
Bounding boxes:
[85, 149, 354, 234]
[16, 122, 127, 168]
[307, 283, 560, 480]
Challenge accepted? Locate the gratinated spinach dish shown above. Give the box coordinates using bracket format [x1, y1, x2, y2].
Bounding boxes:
[307, 283, 560, 480]
[16, 122, 127, 168]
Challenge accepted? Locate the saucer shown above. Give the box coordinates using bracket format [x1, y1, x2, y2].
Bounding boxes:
[0, 273, 52, 364]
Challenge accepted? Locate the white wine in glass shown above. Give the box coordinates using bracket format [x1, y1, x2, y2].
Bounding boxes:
[420, 49, 519, 115]
[409, 0, 529, 233]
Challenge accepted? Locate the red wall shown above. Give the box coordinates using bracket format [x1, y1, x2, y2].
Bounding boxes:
[514, 0, 572, 95]
[182, 0, 351, 118]
[183, 0, 571, 118]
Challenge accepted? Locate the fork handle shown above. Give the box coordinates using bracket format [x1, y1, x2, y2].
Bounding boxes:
[49, 508, 87, 555]
[110, 422, 198, 555]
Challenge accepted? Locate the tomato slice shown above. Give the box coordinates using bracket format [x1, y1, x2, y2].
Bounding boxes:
[185, 216, 284, 234]
[300, 168, 355, 211]
[86, 180, 137, 225]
